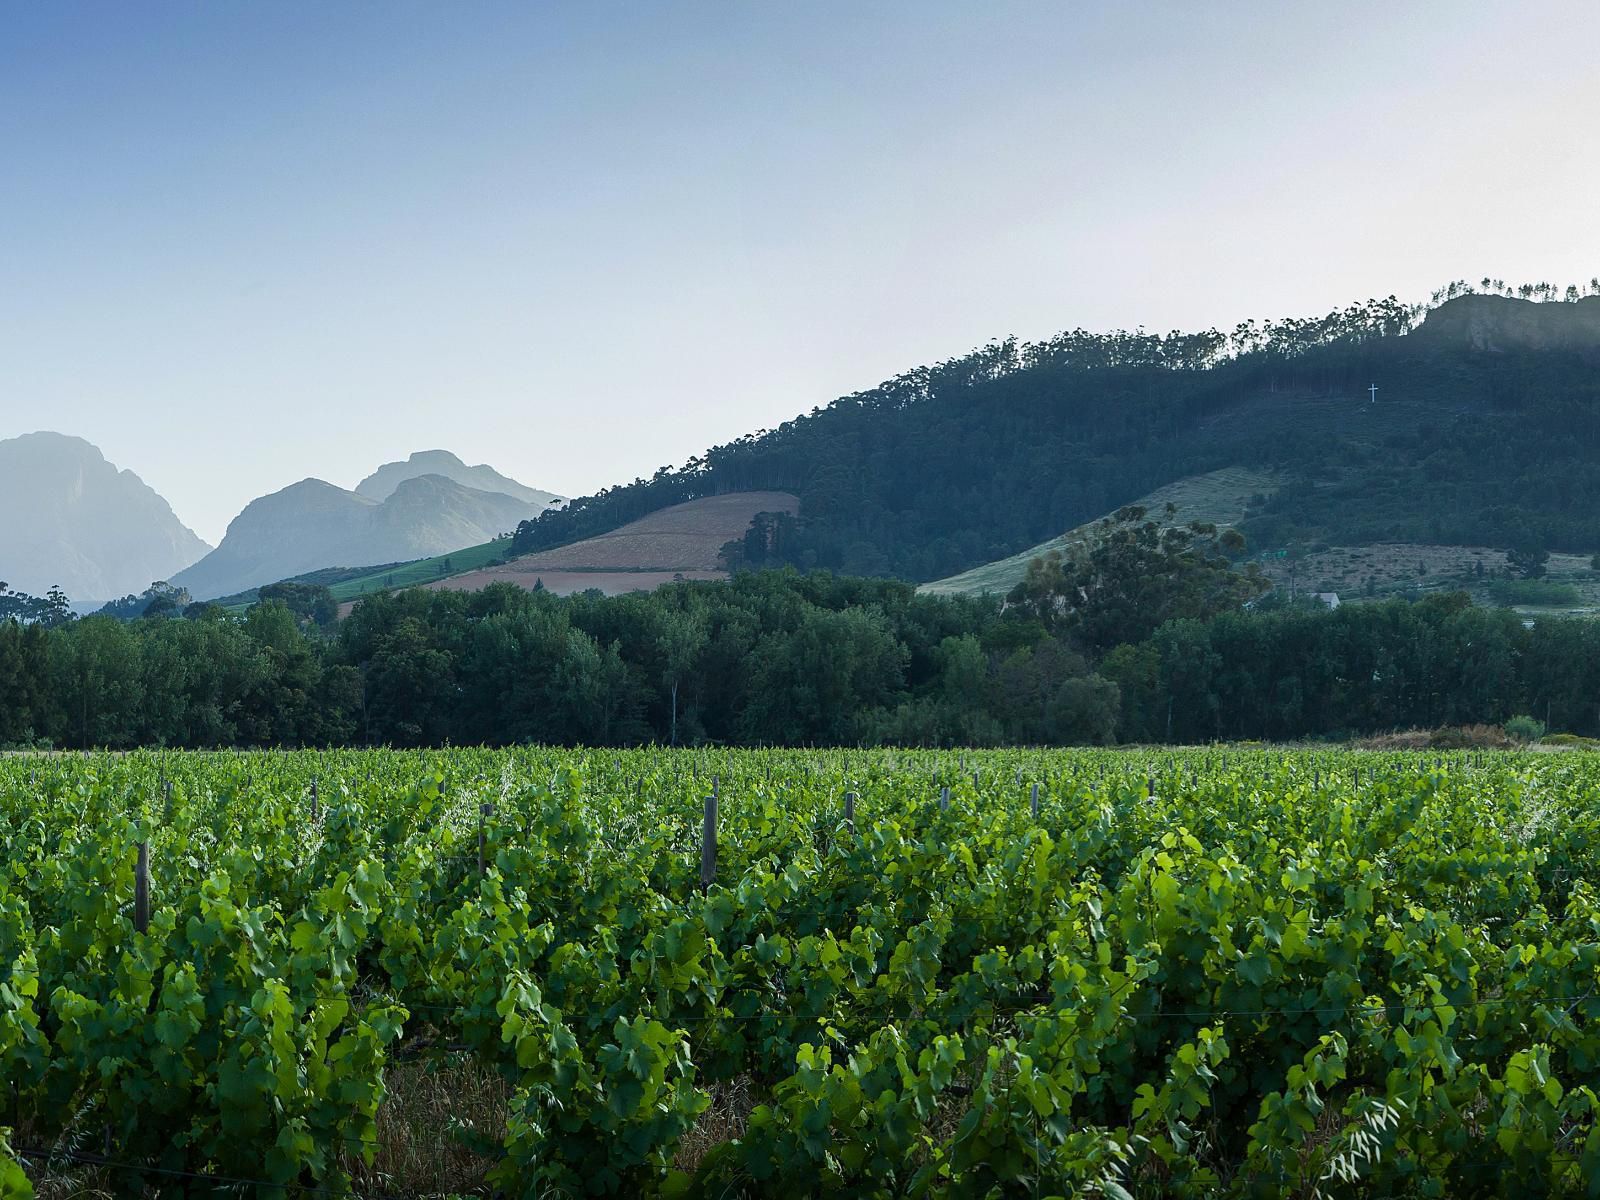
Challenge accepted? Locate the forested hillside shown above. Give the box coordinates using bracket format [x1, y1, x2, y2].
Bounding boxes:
[511, 287, 1600, 581]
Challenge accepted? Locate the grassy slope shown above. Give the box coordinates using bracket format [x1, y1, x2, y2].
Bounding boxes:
[214, 538, 509, 612]
[919, 467, 1280, 597]
[324, 538, 512, 601]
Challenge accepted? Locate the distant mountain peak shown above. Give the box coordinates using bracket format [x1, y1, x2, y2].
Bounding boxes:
[0, 431, 209, 601]
[174, 464, 560, 599]
[354, 449, 560, 508]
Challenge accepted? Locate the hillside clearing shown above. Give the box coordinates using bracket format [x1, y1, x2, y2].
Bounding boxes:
[920, 467, 1278, 597]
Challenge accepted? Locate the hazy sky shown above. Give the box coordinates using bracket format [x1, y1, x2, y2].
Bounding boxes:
[4, 1, 1599, 544]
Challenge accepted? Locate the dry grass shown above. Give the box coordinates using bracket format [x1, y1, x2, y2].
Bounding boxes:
[17, 1056, 510, 1199]
[1356, 724, 1512, 751]
[345, 1055, 510, 1197]
[674, 1075, 759, 1174]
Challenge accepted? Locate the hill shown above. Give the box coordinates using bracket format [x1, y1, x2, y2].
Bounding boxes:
[423, 491, 799, 598]
[920, 467, 1278, 596]
[174, 473, 542, 599]
[355, 449, 561, 508]
[0, 432, 209, 601]
[502, 290, 1600, 587]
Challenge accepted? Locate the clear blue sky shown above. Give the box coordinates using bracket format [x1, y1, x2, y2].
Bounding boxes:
[4, 1, 1598, 543]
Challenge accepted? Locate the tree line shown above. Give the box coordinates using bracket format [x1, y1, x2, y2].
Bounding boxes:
[4, 517, 1599, 749]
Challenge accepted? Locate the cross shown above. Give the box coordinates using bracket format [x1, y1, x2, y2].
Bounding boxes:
[1368, 382, 1379, 404]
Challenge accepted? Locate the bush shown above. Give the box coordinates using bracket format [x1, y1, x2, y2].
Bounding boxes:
[1485, 579, 1581, 606]
[1504, 714, 1547, 743]
[1433, 723, 1515, 750]
[1541, 732, 1599, 748]
[1358, 725, 1513, 750]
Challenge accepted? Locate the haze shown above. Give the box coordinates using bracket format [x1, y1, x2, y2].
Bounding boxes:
[3, 0, 1598, 544]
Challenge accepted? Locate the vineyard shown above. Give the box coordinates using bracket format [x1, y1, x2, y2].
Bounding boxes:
[3, 749, 1600, 1198]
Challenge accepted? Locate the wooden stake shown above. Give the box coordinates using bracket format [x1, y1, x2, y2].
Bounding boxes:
[1030, 782, 1040, 820]
[844, 790, 856, 834]
[134, 842, 150, 934]
[700, 793, 717, 892]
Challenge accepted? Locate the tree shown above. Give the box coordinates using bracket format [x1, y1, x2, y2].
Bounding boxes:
[1506, 545, 1549, 580]
[1008, 506, 1267, 655]
[258, 582, 338, 628]
[658, 607, 708, 747]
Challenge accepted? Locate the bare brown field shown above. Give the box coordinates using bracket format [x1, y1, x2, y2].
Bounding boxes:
[403, 491, 799, 601]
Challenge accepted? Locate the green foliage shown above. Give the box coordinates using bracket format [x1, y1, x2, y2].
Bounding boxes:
[1006, 504, 1267, 653]
[1486, 578, 1579, 606]
[15, 568, 1600, 747]
[95, 580, 194, 621]
[257, 581, 338, 628]
[1506, 545, 1551, 580]
[6, 746, 1600, 1195]
[1504, 714, 1547, 743]
[1541, 732, 1599, 747]
[0, 584, 73, 629]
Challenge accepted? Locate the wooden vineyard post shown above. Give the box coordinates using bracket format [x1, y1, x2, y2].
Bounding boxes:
[310, 777, 320, 822]
[1030, 782, 1040, 821]
[700, 792, 717, 893]
[479, 802, 493, 876]
[134, 841, 150, 935]
[940, 786, 951, 812]
[844, 790, 856, 835]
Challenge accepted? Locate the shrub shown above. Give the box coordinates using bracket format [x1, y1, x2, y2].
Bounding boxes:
[1504, 715, 1547, 743]
[1486, 579, 1580, 606]
[1541, 732, 1599, 748]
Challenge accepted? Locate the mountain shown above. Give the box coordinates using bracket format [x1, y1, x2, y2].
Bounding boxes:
[173, 473, 543, 599]
[505, 291, 1600, 583]
[0, 432, 209, 601]
[355, 449, 561, 508]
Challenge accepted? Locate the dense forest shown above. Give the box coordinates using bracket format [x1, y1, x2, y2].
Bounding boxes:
[1, 542, 1593, 750]
[510, 287, 1600, 581]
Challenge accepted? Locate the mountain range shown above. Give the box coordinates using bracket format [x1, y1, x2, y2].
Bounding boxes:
[5, 442, 559, 603]
[173, 452, 560, 599]
[13, 289, 1600, 611]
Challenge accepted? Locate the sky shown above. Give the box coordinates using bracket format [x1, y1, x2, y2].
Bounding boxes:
[4, 1, 1599, 545]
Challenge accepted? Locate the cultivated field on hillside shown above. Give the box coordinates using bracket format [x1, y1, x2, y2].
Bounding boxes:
[427, 491, 799, 597]
[5, 747, 1600, 1197]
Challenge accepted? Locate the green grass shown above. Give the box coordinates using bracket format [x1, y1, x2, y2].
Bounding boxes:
[214, 538, 510, 612]
[1486, 578, 1583, 607]
[325, 538, 510, 602]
